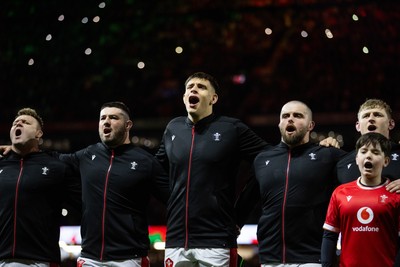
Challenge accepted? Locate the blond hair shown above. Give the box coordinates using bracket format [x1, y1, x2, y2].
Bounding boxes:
[358, 99, 392, 120]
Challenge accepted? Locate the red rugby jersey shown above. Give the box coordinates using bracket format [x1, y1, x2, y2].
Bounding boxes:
[324, 178, 400, 267]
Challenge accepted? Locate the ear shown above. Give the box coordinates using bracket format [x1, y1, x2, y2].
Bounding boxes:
[126, 120, 133, 131]
[36, 129, 43, 139]
[389, 119, 395, 130]
[355, 121, 361, 133]
[308, 120, 315, 131]
[384, 156, 390, 167]
[210, 93, 218, 105]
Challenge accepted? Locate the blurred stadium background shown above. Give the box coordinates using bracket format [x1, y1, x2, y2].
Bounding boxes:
[1, 0, 399, 266]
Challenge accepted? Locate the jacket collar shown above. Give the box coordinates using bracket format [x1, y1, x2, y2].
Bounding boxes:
[278, 141, 314, 151]
[6, 150, 42, 159]
[99, 142, 133, 152]
[185, 113, 216, 128]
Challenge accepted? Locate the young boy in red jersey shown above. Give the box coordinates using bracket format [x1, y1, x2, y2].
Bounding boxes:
[322, 132, 400, 267]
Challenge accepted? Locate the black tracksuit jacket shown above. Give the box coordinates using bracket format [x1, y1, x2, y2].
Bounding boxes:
[237, 142, 346, 264]
[155, 114, 269, 248]
[60, 142, 170, 260]
[337, 141, 400, 184]
[0, 151, 80, 263]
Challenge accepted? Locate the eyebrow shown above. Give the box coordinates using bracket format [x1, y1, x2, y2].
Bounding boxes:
[281, 112, 304, 116]
[186, 82, 208, 89]
[361, 111, 384, 116]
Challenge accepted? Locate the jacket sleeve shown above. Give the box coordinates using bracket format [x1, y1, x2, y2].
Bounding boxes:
[155, 129, 170, 172]
[234, 171, 261, 228]
[236, 120, 270, 161]
[321, 230, 339, 267]
[150, 157, 170, 204]
[60, 163, 82, 225]
[234, 121, 267, 227]
[57, 151, 82, 175]
[395, 236, 400, 267]
[330, 148, 348, 187]
[53, 150, 83, 225]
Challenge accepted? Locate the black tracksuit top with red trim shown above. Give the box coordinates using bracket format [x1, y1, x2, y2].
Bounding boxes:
[253, 142, 346, 264]
[60, 142, 169, 260]
[155, 114, 268, 248]
[0, 151, 79, 263]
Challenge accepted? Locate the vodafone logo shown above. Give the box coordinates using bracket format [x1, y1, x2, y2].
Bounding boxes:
[357, 207, 374, 224]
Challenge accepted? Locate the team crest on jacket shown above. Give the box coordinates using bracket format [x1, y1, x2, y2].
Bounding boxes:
[392, 153, 399, 161]
[131, 161, 138, 170]
[308, 152, 316, 160]
[380, 194, 388, 203]
[213, 132, 221, 141]
[165, 258, 174, 267]
[42, 166, 49, 175]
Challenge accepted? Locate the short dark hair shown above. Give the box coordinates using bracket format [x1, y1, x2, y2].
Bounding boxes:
[101, 101, 131, 119]
[356, 132, 391, 157]
[184, 72, 220, 94]
[16, 108, 44, 129]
